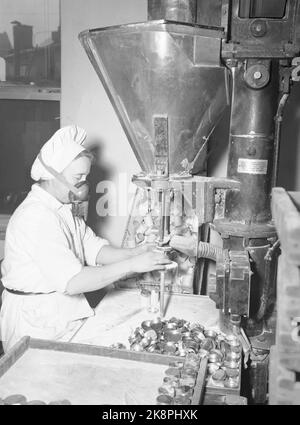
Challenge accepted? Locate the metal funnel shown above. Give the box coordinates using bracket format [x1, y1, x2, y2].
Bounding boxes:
[79, 20, 229, 176]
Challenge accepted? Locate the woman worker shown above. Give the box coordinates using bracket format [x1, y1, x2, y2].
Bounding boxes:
[0, 125, 170, 351]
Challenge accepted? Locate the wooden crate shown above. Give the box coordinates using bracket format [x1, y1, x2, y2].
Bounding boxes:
[270, 188, 300, 404]
[269, 346, 300, 405]
[0, 337, 207, 405]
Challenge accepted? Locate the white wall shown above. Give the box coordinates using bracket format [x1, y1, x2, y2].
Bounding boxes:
[61, 0, 147, 246]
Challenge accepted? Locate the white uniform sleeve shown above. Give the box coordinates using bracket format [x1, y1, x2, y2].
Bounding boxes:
[18, 207, 83, 293]
[79, 220, 109, 266]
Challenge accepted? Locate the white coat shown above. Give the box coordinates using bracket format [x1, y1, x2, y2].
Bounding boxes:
[0, 184, 108, 352]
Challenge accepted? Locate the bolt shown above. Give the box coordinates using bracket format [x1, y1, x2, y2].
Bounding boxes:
[254, 71, 262, 80]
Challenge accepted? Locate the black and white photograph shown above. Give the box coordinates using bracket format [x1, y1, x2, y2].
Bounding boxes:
[0, 0, 299, 409]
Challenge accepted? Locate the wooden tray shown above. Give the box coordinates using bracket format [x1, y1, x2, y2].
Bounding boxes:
[0, 337, 207, 405]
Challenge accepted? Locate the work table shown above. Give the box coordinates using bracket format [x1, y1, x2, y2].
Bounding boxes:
[72, 287, 219, 348]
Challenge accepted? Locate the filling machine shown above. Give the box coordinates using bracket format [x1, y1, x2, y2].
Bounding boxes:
[79, 0, 300, 404]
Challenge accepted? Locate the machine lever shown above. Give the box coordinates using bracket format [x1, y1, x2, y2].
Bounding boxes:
[237, 328, 252, 369]
[159, 270, 165, 318]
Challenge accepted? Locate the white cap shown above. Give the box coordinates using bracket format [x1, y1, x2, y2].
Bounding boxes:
[31, 125, 87, 181]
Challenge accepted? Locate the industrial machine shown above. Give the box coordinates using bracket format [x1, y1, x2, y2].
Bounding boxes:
[79, 0, 300, 404]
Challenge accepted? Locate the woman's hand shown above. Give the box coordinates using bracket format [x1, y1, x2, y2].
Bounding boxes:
[130, 243, 156, 256]
[130, 250, 171, 273]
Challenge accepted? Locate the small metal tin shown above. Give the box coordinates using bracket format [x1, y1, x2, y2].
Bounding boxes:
[180, 376, 196, 387]
[179, 325, 190, 334]
[184, 341, 199, 352]
[211, 349, 224, 359]
[163, 376, 180, 387]
[204, 329, 217, 339]
[150, 318, 163, 331]
[191, 330, 205, 343]
[225, 368, 239, 378]
[186, 348, 197, 355]
[216, 333, 226, 342]
[131, 343, 143, 352]
[190, 323, 204, 332]
[141, 320, 152, 331]
[156, 395, 173, 405]
[164, 342, 177, 354]
[182, 336, 193, 344]
[230, 345, 242, 354]
[144, 329, 158, 341]
[224, 377, 239, 388]
[158, 385, 175, 397]
[147, 344, 156, 353]
[207, 363, 220, 375]
[226, 335, 240, 347]
[3, 394, 27, 405]
[226, 351, 241, 361]
[184, 353, 200, 369]
[176, 319, 187, 328]
[173, 395, 191, 405]
[181, 368, 197, 379]
[175, 385, 192, 397]
[165, 367, 181, 378]
[208, 352, 220, 363]
[164, 329, 181, 343]
[224, 360, 240, 369]
[156, 342, 165, 352]
[212, 369, 226, 382]
[140, 337, 151, 348]
[200, 338, 215, 351]
[165, 322, 178, 330]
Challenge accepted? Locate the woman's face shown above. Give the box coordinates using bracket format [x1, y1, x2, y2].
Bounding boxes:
[55, 156, 92, 203]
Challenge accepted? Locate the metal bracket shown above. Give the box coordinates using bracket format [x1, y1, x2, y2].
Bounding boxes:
[210, 249, 251, 317]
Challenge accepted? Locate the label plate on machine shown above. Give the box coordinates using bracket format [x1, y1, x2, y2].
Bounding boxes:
[237, 158, 268, 175]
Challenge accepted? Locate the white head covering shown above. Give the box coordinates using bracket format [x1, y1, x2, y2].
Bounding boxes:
[31, 125, 87, 181]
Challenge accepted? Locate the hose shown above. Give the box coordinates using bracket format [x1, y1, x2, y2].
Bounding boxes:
[197, 241, 223, 261]
[169, 235, 223, 261]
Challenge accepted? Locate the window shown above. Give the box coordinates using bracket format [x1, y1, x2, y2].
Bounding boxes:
[0, 1, 61, 215]
[239, 0, 287, 19]
[0, 0, 60, 86]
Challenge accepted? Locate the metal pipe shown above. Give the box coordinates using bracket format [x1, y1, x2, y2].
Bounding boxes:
[272, 93, 289, 187]
[216, 60, 280, 338]
[224, 60, 279, 225]
[256, 239, 281, 321]
[158, 190, 166, 246]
